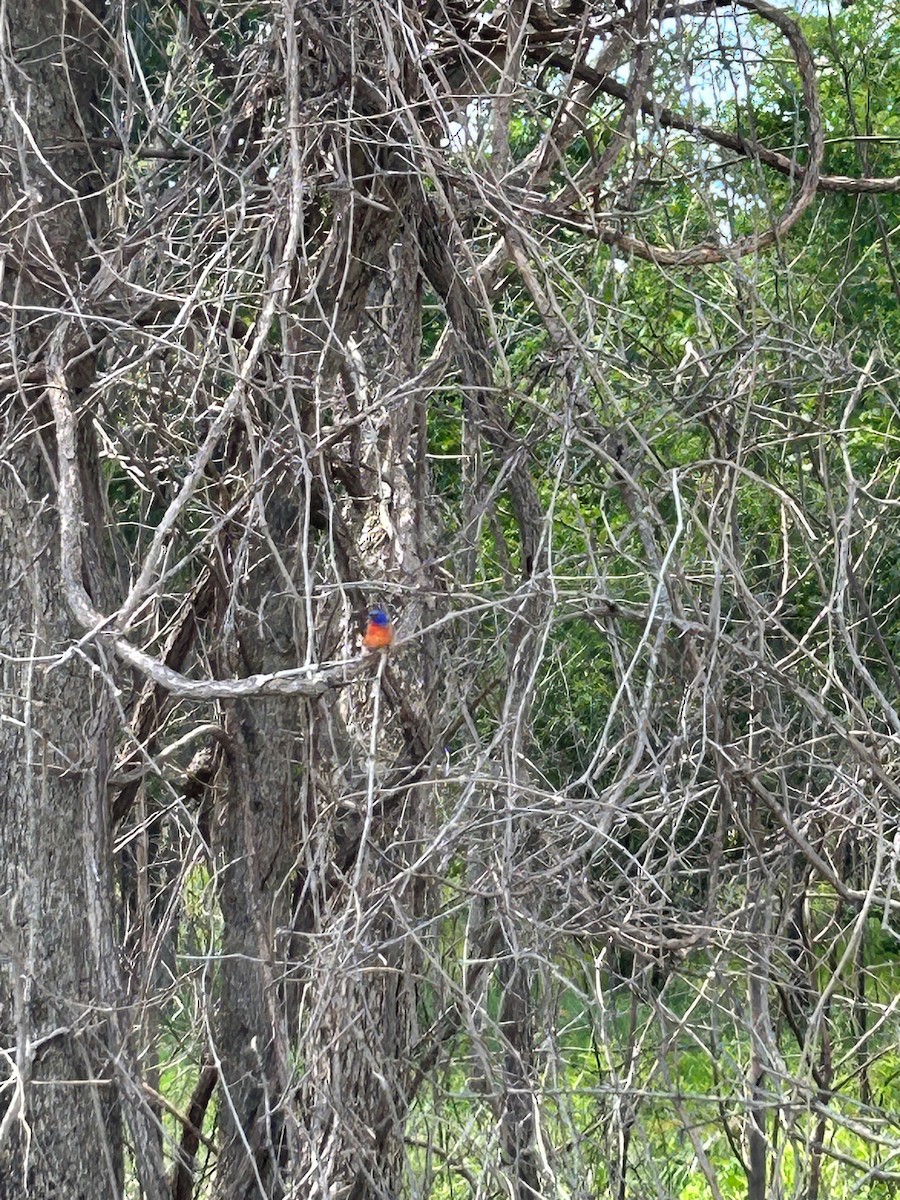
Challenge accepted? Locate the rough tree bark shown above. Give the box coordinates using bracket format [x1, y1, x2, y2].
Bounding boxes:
[0, 3, 123, 1195]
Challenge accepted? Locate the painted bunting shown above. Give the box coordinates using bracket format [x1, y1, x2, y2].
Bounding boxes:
[362, 606, 393, 650]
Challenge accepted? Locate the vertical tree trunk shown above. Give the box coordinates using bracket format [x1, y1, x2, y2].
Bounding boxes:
[499, 956, 539, 1200]
[289, 198, 432, 1200]
[0, 3, 125, 1195]
[211, 503, 303, 1198]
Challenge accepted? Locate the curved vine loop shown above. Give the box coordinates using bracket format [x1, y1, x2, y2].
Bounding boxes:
[558, 0, 825, 266]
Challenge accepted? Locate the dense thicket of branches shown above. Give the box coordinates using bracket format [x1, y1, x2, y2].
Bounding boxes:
[2, 0, 900, 1197]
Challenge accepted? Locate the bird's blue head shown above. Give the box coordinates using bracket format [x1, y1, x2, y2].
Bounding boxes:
[368, 607, 389, 626]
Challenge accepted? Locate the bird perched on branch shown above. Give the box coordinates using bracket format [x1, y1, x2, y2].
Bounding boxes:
[362, 606, 393, 651]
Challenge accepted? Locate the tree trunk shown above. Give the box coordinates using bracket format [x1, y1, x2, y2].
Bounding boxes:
[0, 3, 126, 1195]
[210, 498, 304, 1198]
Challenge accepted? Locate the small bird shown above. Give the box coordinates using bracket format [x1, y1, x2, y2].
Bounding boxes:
[362, 606, 393, 651]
